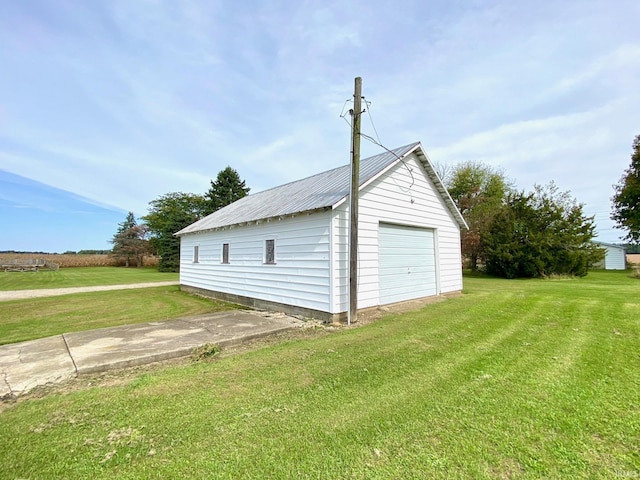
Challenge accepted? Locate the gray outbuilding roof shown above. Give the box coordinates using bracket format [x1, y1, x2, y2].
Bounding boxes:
[593, 241, 626, 250]
[176, 142, 467, 235]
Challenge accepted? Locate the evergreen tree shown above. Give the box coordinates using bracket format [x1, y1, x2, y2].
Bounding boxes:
[111, 212, 150, 267]
[483, 183, 602, 278]
[611, 134, 640, 244]
[204, 166, 250, 215]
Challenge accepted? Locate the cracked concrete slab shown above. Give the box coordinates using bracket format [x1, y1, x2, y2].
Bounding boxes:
[1, 371, 11, 398]
[65, 311, 297, 374]
[0, 311, 301, 397]
[0, 335, 76, 397]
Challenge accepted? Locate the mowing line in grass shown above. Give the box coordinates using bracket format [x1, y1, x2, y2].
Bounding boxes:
[0, 272, 638, 478]
[0, 286, 238, 345]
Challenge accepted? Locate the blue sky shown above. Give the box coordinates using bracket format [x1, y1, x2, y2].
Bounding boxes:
[1, 0, 638, 252]
[0, 170, 122, 252]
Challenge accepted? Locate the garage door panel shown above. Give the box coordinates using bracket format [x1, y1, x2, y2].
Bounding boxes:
[379, 223, 436, 305]
[380, 266, 434, 276]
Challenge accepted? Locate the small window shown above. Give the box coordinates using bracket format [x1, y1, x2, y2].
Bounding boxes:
[265, 239, 275, 264]
[222, 243, 230, 264]
[193, 245, 199, 263]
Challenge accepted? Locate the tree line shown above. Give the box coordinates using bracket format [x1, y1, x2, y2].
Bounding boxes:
[443, 133, 639, 277]
[111, 134, 640, 278]
[443, 164, 603, 277]
[110, 166, 249, 271]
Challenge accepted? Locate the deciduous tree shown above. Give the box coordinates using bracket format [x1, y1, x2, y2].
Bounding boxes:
[611, 134, 640, 244]
[445, 161, 511, 270]
[143, 193, 208, 272]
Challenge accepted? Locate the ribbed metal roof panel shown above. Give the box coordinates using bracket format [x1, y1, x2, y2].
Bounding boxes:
[176, 142, 428, 235]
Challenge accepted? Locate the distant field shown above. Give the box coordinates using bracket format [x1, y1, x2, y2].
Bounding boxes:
[0, 267, 177, 291]
[0, 253, 158, 268]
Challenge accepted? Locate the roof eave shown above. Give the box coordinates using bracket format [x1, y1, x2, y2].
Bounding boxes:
[330, 143, 468, 230]
[413, 146, 469, 230]
[331, 142, 422, 210]
[175, 206, 333, 236]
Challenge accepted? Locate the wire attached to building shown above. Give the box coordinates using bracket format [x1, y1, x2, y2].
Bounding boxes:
[359, 132, 415, 192]
[340, 96, 415, 194]
[342, 96, 416, 192]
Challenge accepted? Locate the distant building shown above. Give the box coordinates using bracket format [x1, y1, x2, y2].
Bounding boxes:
[593, 242, 626, 270]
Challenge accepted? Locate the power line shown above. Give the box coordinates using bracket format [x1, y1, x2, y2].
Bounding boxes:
[339, 98, 352, 127]
[359, 132, 415, 190]
[339, 96, 415, 191]
[363, 97, 381, 145]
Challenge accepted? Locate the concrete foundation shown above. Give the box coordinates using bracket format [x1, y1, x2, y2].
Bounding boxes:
[181, 285, 462, 324]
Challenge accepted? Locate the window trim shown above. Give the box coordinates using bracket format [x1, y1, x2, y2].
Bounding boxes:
[222, 243, 230, 264]
[193, 245, 199, 263]
[264, 239, 276, 265]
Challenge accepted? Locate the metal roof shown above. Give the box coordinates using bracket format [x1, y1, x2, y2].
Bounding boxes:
[176, 142, 467, 235]
[593, 241, 625, 250]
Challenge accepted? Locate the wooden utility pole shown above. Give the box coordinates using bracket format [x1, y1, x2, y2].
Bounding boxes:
[348, 76, 362, 325]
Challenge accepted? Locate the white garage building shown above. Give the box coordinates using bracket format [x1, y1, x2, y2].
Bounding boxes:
[176, 142, 467, 322]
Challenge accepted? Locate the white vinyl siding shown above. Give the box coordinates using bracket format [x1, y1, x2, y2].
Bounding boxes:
[603, 245, 626, 270]
[332, 153, 462, 313]
[379, 224, 436, 304]
[180, 211, 332, 312]
[180, 151, 463, 317]
[331, 208, 349, 313]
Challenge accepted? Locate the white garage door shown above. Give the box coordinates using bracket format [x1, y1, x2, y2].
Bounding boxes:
[379, 223, 437, 305]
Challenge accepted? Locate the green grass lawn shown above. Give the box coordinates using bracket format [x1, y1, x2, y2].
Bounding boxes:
[0, 286, 238, 345]
[0, 267, 178, 291]
[1, 271, 638, 478]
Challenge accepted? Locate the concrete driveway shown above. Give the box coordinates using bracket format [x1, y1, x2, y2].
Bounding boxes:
[0, 310, 303, 398]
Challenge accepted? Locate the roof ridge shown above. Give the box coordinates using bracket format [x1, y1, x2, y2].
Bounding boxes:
[245, 141, 420, 198]
[176, 141, 432, 235]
